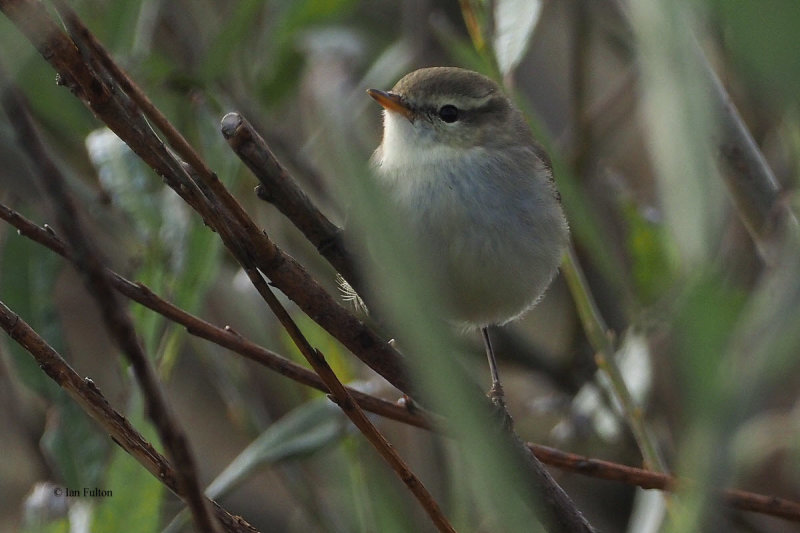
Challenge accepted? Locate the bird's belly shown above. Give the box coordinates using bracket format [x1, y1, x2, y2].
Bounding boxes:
[409, 196, 562, 328]
[379, 155, 566, 328]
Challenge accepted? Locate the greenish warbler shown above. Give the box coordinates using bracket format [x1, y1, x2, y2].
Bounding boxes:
[368, 67, 568, 405]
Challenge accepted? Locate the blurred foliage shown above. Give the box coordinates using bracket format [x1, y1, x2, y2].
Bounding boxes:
[710, 0, 800, 108]
[164, 398, 350, 533]
[621, 200, 674, 306]
[0, 234, 64, 396]
[281, 313, 355, 393]
[40, 400, 109, 493]
[1, 0, 799, 532]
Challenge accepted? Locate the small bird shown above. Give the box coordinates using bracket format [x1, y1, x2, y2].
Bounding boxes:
[367, 67, 569, 407]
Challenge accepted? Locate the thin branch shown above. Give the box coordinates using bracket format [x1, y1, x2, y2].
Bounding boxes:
[220, 112, 362, 294]
[0, 73, 220, 533]
[242, 267, 457, 533]
[52, 0, 255, 236]
[215, 110, 598, 531]
[0, 201, 433, 430]
[0, 301, 259, 533]
[2, 205, 798, 526]
[217, 115, 596, 532]
[562, 245, 667, 473]
[215, 63, 596, 533]
[64, 0, 411, 394]
[3, 0, 797, 528]
[607, 0, 799, 261]
[212, 38, 800, 533]
[0, 0, 412, 394]
[703, 51, 800, 260]
[528, 444, 800, 523]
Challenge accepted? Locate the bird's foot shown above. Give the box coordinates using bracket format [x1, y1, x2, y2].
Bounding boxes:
[487, 383, 514, 430]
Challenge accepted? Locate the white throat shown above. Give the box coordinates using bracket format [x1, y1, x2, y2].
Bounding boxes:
[378, 111, 470, 172]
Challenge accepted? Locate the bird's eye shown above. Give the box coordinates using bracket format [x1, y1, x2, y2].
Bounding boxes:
[438, 105, 459, 123]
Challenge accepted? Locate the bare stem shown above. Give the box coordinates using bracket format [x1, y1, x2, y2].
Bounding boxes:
[0, 301, 257, 533]
[0, 200, 434, 430]
[0, 0, 412, 394]
[528, 444, 800, 522]
[220, 112, 363, 294]
[3, 0, 797, 528]
[0, 70, 221, 533]
[3, 196, 798, 525]
[562, 244, 668, 473]
[242, 267, 457, 533]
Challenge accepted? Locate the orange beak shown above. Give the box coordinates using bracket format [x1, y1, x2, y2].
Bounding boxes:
[367, 89, 415, 122]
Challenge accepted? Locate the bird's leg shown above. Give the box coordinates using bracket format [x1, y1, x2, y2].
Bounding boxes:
[481, 326, 511, 413]
[481, 327, 503, 401]
[482, 327, 514, 428]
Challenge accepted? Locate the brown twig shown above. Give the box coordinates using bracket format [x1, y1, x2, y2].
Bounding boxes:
[53, 0, 406, 382]
[242, 267, 456, 533]
[528, 444, 800, 522]
[217, 59, 592, 533]
[218, 116, 596, 531]
[52, 0, 250, 233]
[2, 209, 799, 527]
[220, 112, 363, 293]
[0, 301, 258, 533]
[0, 201, 433, 430]
[0, 72, 220, 533]
[0, 0, 412, 395]
[215, 107, 597, 530]
[3, 0, 797, 528]
[215, 104, 598, 532]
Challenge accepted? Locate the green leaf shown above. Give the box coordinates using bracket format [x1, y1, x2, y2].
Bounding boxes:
[432, 14, 495, 77]
[0, 230, 65, 399]
[622, 201, 674, 304]
[91, 449, 163, 533]
[84, 126, 223, 370]
[40, 398, 110, 491]
[163, 398, 348, 533]
[672, 273, 746, 415]
[22, 517, 70, 533]
[255, 0, 358, 108]
[344, 438, 416, 533]
[200, 0, 267, 81]
[280, 0, 358, 31]
[208, 398, 347, 498]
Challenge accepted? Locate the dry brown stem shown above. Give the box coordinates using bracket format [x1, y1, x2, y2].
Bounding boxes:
[243, 267, 456, 533]
[0, 301, 258, 533]
[2, 203, 799, 524]
[2, 0, 798, 529]
[220, 112, 362, 293]
[0, 201, 433, 430]
[529, 444, 800, 522]
[0, 0, 412, 395]
[0, 69, 221, 533]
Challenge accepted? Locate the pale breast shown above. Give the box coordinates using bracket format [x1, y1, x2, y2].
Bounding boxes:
[374, 145, 568, 327]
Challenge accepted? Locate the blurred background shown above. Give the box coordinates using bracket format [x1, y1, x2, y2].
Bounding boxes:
[1, 1, 799, 532]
